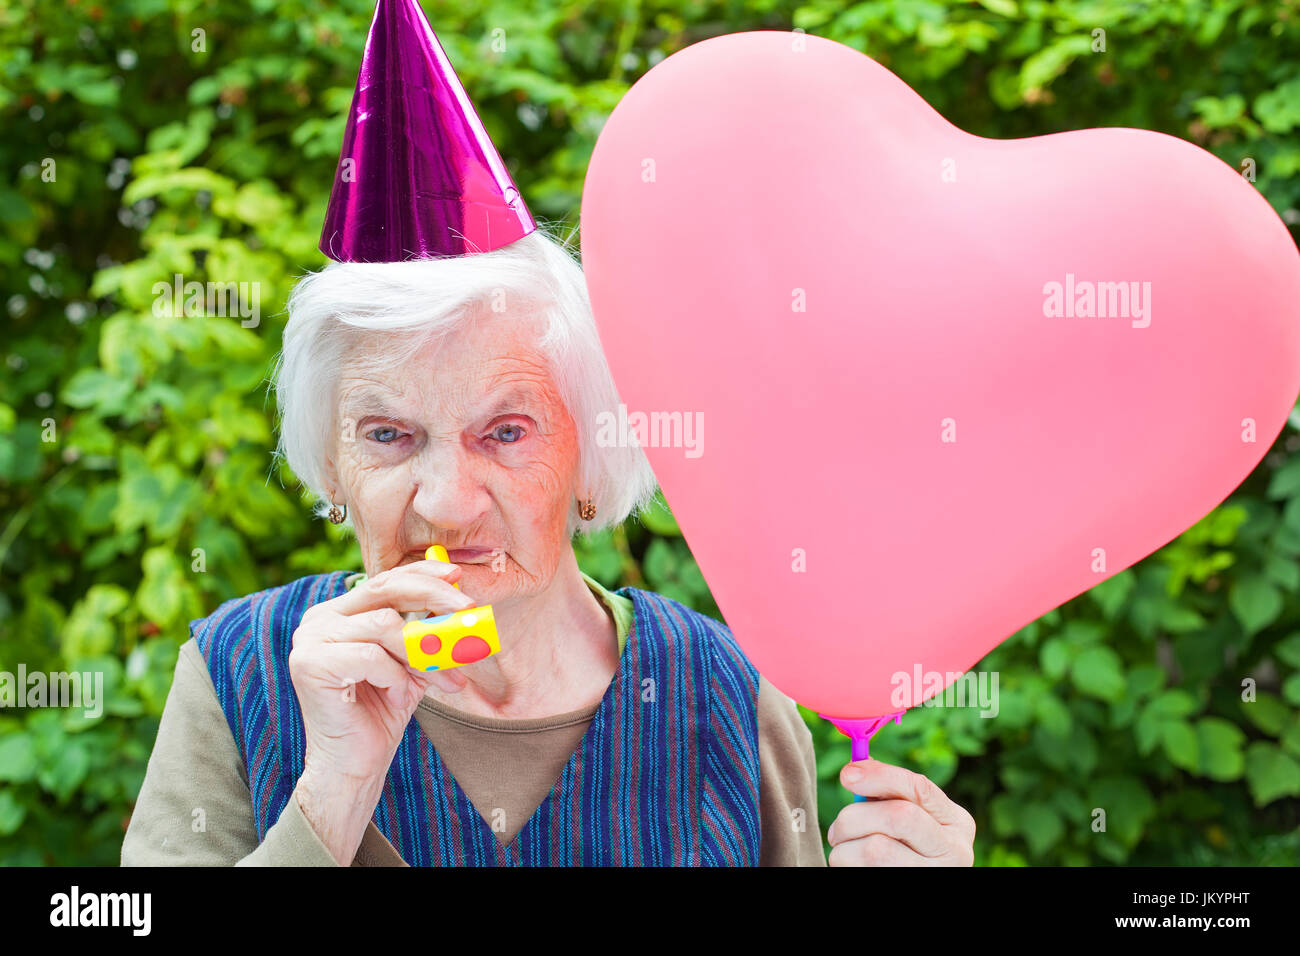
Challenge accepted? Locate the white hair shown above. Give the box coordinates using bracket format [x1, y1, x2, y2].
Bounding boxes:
[271, 225, 659, 538]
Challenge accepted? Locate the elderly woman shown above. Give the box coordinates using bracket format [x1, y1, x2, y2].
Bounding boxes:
[121, 227, 973, 867]
[121, 0, 975, 867]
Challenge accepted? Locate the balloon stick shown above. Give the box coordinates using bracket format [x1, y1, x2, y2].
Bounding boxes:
[818, 711, 905, 802]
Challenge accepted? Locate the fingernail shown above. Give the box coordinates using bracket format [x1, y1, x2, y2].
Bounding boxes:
[842, 765, 864, 783]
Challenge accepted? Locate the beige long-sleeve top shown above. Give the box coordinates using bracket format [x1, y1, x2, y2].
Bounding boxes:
[121, 574, 827, 866]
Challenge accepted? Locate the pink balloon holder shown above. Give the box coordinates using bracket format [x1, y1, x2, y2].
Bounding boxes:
[819, 711, 905, 802]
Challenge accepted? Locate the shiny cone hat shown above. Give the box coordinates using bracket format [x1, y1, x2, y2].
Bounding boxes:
[319, 0, 535, 261]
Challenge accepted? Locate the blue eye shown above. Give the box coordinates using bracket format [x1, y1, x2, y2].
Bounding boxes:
[493, 423, 525, 443]
[368, 426, 401, 443]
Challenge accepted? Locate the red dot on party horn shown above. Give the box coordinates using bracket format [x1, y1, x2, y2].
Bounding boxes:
[451, 635, 491, 664]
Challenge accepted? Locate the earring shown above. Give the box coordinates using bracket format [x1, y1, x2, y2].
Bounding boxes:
[327, 495, 348, 525]
[579, 496, 596, 521]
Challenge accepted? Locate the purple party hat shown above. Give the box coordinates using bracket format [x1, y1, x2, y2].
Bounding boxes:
[319, 0, 535, 261]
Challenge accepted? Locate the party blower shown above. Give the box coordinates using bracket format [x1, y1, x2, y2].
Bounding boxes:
[581, 31, 1300, 804]
[402, 546, 500, 671]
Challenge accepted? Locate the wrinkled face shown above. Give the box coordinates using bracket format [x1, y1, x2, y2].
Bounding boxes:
[327, 311, 580, 604]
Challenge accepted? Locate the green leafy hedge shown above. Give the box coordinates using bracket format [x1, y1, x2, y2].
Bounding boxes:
[2, 0, 1298, 865]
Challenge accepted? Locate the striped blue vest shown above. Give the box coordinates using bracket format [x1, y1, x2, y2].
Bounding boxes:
[192, 572, 762, 865]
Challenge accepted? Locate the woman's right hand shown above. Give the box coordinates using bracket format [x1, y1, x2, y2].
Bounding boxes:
[287, 558, 475, 864]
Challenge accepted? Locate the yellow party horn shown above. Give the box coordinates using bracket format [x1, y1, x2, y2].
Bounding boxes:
[427, 544, 460, 590]
[402, 545, 500, 671]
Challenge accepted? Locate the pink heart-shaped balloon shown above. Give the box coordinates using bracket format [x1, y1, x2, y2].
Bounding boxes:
[581, 31, 1300, 719]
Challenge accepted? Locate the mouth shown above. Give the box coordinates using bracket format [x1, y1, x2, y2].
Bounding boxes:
[406, 546, 503, 565]
[446, 547, 503, 564]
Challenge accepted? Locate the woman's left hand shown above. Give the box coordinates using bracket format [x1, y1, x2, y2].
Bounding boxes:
[826, 759, 976, 866]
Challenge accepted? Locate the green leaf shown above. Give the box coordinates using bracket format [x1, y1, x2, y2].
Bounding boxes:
[1229, 575, 1283, 636]
[1282, 715, 1300, 757]
[61, 368, 133, 412]
[1146, 689, 1198, 720]
[1283, 673, 1300, 706]
[0, 733, 37, 783]
[976, 0, 1018, 16]
[1087, 776, 1156, 848]
[1059, 620, 1106, 647]
[1017, 801, 1064, 857]
[992, 686, 1034, 730]
[1264, 553, 1300, 592]
[1061, 723, 1098, 777]
[212, 180, 292, 227]
[998, 765, 1042, 792]
[36, 739, 90, 801]
[137, 547, 188, 626]
[1039, 638, 1070, 679]
[1255, 78, 1300, 134]
[0, 421, 42, 482]
[1035, 694, 1072, 737]
[123, 167, 236, 204]
[1196, 718, 1246, 781]
[1192, 94, 1247, 129]
[1088, 570, 1134, 619]
[1243, 742, 1300, 806]
[1018, 35, 1093, 93]
[113, 453, 197, 540]
[62, 583, 131, 662]
[71, 80, 120, 107]
[642, 537, 677, 589]
[1274, 633, 1300, 668]
[1070, 646, 1126, 702]
[1193, 3, 1234, 45]
[1267, 457, 1300, 500]
[1161, 720, 1199, 772]
[1239, 692, 1290, 736]
[1126, 666, 1165, 699]
[1135, 709, 1165, 756]
[988, 792, 1019, 837]
[0, 790, 26, 836]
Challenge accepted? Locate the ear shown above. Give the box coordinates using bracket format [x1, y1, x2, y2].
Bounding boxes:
[321, 455, 340, 504]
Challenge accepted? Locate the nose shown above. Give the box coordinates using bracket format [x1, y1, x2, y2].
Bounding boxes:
[408, 442, 492, 529]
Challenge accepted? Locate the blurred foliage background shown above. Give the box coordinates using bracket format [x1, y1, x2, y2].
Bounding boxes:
[2, 0, 1300, 866]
